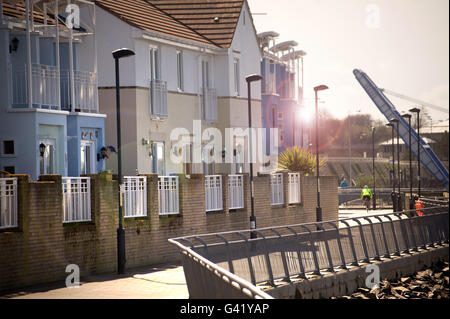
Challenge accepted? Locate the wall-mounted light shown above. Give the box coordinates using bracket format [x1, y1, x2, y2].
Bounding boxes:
[39, 143, 46, 157]
[142, 138, 150, 146]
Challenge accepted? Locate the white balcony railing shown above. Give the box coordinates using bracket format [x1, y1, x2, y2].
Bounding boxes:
[62, 177, 91, 223]
[228, 175, 244, 210]
[270, 173, 284, 205]
[123, 176, 147, 218]
[10, 63, 60, 109]
[202, 87, 218, 122]
[205, 175, 223, 212]
[0, 178, 18, 229]
[9, 63, 98, 113]
[158, 176, 179, 215]
[150, 79, 168, 118]
[288, 173, 301, 204]
[61, 69, 98, 113]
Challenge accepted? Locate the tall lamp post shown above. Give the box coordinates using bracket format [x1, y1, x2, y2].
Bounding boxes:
[409, 108, 421, 198]
[314, 85, 329, 225]
[386, 122, 396, 211]
[371, 126, 376, 210]
[112, 48, 135, 274]
[390, 118, 401, 211]
[402, 113, 413, 209]
[246, 74, 263, 239]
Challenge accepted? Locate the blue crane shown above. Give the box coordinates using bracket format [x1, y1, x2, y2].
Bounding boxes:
[353, 69, 449, 188]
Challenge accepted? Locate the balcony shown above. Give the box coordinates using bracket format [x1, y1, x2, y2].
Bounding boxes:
[202, 87, 218, 122]
[8, 63, 98, 113]
[150, 79, 168, 119]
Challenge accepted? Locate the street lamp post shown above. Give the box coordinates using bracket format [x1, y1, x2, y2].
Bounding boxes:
[112, 48, 135, 274]
[372, 126, 376, 210]
[246, 74, 263, 239]
[390, 118, 401, 211]
[402, 113, 413, 209]
[409, 108, 421, 198]
[386, 122, 396, 212]
[314, 85, 329, 226]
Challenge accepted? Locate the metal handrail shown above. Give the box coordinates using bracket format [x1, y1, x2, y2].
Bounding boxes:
[169, 205, 448, 298]
[168, 238, 274, 299]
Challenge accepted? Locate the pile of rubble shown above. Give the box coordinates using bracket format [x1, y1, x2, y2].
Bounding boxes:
[332, 260, 449, 299]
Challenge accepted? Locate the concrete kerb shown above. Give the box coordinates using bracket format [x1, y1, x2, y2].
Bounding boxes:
[266, 245, 449, 299]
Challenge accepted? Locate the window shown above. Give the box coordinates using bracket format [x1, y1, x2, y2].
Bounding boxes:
[2, 140, 15, 155]
[183, 142, 192, 175]
[3, 166, 15, 174]
[176, 50, 184, 91]
[202, 60, 210, 88]
[80, 140, 96, 175]
[278, 112, 284, 121]
[152, 142, 165, 176]
[149, 46, 161, 81]
[39, 139, 56, 175]
[234, 58, 240, 96]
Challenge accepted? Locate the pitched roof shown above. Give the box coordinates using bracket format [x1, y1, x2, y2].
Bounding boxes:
[95, 0, 218, 47]
[2, 1, 62, 27]
[147, 0, 244, 48]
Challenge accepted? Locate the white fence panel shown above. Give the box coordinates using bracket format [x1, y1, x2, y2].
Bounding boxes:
[63, 177, 91, 223]
[159, 176, 179, 215]
[228, 175, 244, 210]
[288, 173, 301, 204]
[123, 177, 147, 218]
[0, 178, 18, 229]
[206, 175, 223, 212]
[271, 173, 284, 205]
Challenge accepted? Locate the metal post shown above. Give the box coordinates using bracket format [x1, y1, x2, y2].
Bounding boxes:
[55, 0, 61, 110]
[247, 82, 256, 239]
[68, 0, 75, 112]
[417, 112, 421, 197]
[315, 90, 322, 225]
[372, 127, 376, 210]
[25, 0, 32, 108]
[115, 57, 125, 274]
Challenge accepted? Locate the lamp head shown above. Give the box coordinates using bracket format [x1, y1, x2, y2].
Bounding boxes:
[409, 107, 421, 114]
[390, 118, 399, 124]
[245, 74, 263, 83]
[401, 113, 412, 119]
[112, 48, 135, 59]
[314, 85, 329, 92]
[386, 123, 393, 127]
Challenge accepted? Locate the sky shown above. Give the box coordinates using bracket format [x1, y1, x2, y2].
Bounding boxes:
[248, 0, 449, 124]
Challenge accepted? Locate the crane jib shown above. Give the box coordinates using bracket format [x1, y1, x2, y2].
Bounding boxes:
[353, 69, 449, 188]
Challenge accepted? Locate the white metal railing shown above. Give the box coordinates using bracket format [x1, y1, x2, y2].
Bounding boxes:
[61, 69, 98, 113]
[270, 173, 284, 205]
[123, 176, 147, 218]
[205, 175, 223, 212]
[150, 79, 168, 118]
[202, 87, 218, 122]
[228, 175, 244, 210]
[158, 176, 179, 215]
[10, 63, 60, 109]
[263, 61, 276, 95]
[288, 173, 301, 204]
[62, 177, 91, 223]
[0, 178, 18, 229]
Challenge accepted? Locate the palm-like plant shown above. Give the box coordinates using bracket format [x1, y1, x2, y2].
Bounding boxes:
[277, 147, 325, 175]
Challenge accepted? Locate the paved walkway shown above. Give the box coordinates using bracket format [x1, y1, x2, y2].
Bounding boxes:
[2, 209, 395, 299]
[2, 264, 188, 299]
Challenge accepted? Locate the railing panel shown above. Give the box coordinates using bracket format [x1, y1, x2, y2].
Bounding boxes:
[62, 177, 91, 223]
[228, 175, 244, 210]
[123, 176, 147, 218]
[159, 176, 179, 215]
[205, 175, 223, 212]
[270, 173, 283, 205]
[0, 178, 18, 229]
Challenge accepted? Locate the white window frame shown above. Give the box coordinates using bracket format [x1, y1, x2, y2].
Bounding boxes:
[176, 50, 184, 92]
[234, 58, 240, 96]
[152, 141, 165, 176]
[149, 45, 161, 81]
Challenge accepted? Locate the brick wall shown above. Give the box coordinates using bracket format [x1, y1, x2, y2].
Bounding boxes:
[0, 172, 338, 292]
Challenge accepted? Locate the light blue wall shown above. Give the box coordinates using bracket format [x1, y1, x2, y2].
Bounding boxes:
[67, 115, 106, 176]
